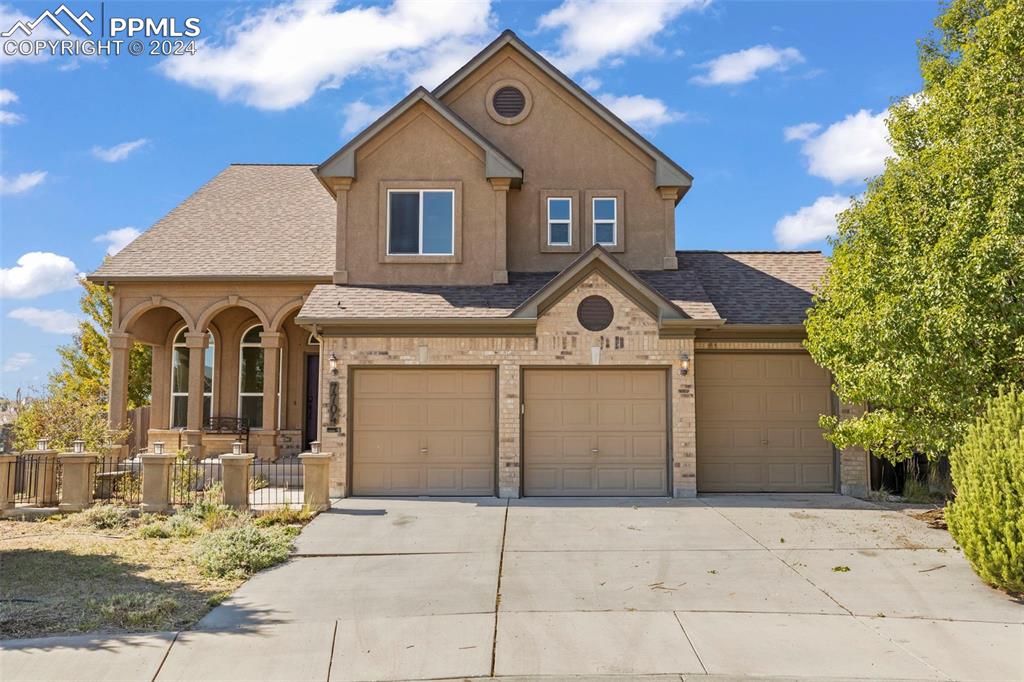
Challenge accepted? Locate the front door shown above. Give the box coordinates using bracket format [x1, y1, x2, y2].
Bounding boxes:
[304, 354, 320, 450]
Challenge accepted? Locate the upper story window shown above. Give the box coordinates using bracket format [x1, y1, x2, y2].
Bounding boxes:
[387, 189, 454, 256]
[170, 327, 214, 428]
[592, 197, 617, 246]
[547, 197, 572, 246]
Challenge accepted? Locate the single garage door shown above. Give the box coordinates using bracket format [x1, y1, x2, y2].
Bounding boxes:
[351, 368, 495, 496]
[524, 369, 668, 496]
[696, 353, 834, 492]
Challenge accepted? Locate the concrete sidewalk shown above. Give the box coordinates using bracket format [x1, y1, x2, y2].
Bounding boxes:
[3, 495, 1022, 681]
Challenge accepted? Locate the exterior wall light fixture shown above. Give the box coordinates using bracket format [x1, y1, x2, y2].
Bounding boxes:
[679, 355, 690, 376]
[329, 351, 338, 375]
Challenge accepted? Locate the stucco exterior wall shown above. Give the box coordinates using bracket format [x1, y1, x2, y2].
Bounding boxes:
[440, 46, 674, 272]
[318, 272, 696, 497]
[341, 102, 500, 285]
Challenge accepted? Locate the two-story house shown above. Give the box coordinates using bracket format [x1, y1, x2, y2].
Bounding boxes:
[89, 31, 868, 499]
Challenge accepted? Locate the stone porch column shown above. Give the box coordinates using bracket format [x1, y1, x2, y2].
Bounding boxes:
[141, 442, 175, 513]
[221, 442, 254, 510]
[108, 332, 132, 432]
[259, 331, 283, 459]
[58, 440, 94, 513]
[332, 178, 353, 284]
[184, 331, 209, 459]
[0, 454, 16, 515]
[660, 187, 681, 270]
[490, 178, 511, 284]
[299, 441, 331, 511]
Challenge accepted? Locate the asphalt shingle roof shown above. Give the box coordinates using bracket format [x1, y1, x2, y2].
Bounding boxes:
[91, 165, 335, 280]
[678, 251, 827, 325]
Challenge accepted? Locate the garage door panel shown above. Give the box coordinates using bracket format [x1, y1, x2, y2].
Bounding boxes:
[352, 369, 495, 496]
[524, 369, 668, 496]
[696, 353, 834, 493]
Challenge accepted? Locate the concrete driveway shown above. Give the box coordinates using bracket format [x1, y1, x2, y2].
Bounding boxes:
[3, 495, 1022, 681]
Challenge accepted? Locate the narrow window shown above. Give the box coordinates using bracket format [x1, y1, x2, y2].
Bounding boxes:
[547, 197, 572, 246]
[387, 189, 455, 255]
[593, 197, 617, 246]
[238, 325, 264, 429]
[170, 328, 214, 428]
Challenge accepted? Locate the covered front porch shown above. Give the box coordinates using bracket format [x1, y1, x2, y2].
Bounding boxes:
[106, 282, 323, 460]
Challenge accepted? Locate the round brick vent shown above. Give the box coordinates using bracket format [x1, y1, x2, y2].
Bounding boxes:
[577, 296, 614, 331]
[492, 86, 526, 118]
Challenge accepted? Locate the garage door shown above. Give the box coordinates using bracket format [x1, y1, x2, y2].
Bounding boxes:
[524, 369, 668, 496]
[696, 353, 833, 492]
[351, 369, 495, 496]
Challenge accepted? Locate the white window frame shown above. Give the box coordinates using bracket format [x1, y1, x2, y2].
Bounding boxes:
[238, 324, 265, 430]
[386, 189, 456, 256]
[170, 327, 214, 429]
[592, 197, 618, 246]
[546, 196, 572, 246]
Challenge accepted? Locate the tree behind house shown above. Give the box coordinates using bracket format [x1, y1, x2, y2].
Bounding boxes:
[806, 0, 1024, 462]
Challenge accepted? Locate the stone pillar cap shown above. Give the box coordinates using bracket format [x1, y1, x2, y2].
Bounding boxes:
[58, 452, 96, 461]
[140, 453, 178, 462]
[220, 453, 255, 461]
[299, 451, 332, 459]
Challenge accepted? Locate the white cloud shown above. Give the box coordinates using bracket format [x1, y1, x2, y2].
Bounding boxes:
[158, 0, 494, 110]
[0, 89, 16, 105]
[0, 110, 23, 124]
[774, 194, 851, 248]
[93, 227, 141, 256]
[783, 122, 820, 142]
[7, 307, 81, 335]
[340, 100, 390, 136]
[0, 252, 81, 298]
[3, 352, 35, 373]
[537, 0, 707, 74]
[0, 171, 45, 195]
[402, 36, 490, 89]
[796, 108, 891, 184]
[598, 93, 685, 134]
[91, 138, 149, 162]
[692, 45, 804, 85]
[579, 75, 602, 91]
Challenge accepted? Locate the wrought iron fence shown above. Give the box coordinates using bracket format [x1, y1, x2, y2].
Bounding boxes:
[250, 457, 303, 509]
[10, 454, 61, 506]
[91, 456, 142, 506]
[170, 457, 222, 507]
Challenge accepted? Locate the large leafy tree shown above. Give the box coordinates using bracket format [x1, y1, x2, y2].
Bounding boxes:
[806, 0, 1024, 461]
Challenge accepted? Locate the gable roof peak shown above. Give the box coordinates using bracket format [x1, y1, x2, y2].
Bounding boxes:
[433, 30, 693, 194]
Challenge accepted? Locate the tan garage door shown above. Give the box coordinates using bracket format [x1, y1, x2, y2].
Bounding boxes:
[524, 369, 668, 496]
[351, 369, 495, 496]
[696, 353, 834, 492]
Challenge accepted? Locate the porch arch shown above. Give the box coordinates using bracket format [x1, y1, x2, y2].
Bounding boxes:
[196, 297, 270, 333]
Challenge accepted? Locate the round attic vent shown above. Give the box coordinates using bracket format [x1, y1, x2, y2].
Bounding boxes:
[492, 86, 526, 118]
[577, 296, 614, 332]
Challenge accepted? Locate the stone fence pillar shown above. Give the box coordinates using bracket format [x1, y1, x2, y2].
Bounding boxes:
[141, 441, 175, 513]
[0, 454, 16, 515]
[58, 440, 95, 512]
[24, 438, 58, 507]
[299, 441, 331, 512]
[220, 442, 254, 511]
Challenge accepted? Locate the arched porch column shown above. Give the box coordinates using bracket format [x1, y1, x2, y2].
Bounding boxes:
[184, 331, 209, 458]
[108, 331, 133, 433]
[259, 330, 284, 459]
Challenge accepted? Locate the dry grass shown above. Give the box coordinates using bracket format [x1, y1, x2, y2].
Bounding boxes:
[0, 506, 306, 640]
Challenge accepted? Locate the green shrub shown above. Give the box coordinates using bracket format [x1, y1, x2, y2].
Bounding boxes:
[193, 525, 296, 578]
[76, 504, 133, 530]
[183, 492, 237, 531]
[253, 507, 315, 527]
[946, 388, 1024, 593]
[168, 515, 199, 538]
[138, 522, 171, 539]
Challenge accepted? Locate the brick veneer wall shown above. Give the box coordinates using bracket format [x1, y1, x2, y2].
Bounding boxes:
[319, 272, 696, 498]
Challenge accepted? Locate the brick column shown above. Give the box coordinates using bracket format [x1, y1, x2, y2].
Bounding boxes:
[0, 454, 16, 515]
[108, 332, 133, 431]
[490, 178, 511, 284]
[497, 362, 520, 498]
[141, 442, 175, 513]
[58, 440, 94, 513]
[838, 402, 870, 497]
[660, 187, 680, 270]
[299, 442, 331, 512]
[671, 341, 697, 497]
[332, 178, 353, 284]
[259, 331, 283, 459]
[221, 442, 254, 510]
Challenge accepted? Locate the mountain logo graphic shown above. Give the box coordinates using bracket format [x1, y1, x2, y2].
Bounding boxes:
[2, 4, 94, 38]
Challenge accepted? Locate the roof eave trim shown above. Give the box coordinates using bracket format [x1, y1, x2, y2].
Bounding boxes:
[294, 316, 537, 337]
[432, 30, 692, 189]
[87, 274, 334, 284]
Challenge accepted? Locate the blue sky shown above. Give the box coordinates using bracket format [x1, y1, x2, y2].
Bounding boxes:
[0, 0, 935, 395]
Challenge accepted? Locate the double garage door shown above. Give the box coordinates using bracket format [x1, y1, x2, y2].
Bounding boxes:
[350, 357, 833, 497]
[350, 368, 668, 497]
